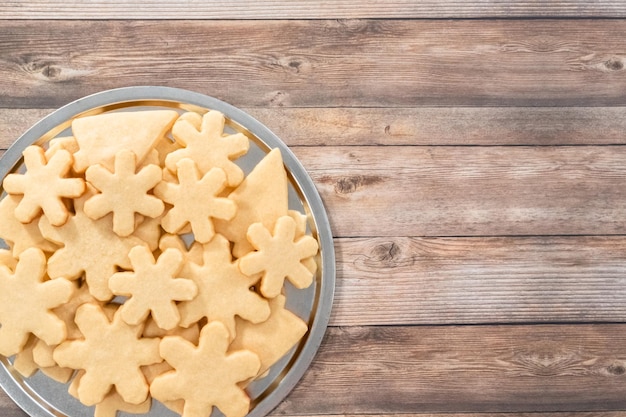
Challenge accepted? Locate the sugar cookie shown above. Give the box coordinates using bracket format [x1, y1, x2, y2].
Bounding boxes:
[85, 149, 164, 237]
[167, 110, 249, 187]
[0, 247, 74, 356]
[3, 146, 84, 226]
[53, 303, 161, 406]
[109, 246, 197, 330]
[151, 321, 260, 417]
[239, 215, 319, 298]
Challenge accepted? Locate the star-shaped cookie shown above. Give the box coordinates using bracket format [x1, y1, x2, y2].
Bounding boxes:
[3, 146, 85, 226]
[53, 303, 161, 406]
[39, 187, 148, 301]
[239, 215, 319, 298]
[150, 321, 260, 417]
[109, 245, 197, 330]
[177, 234, 270, 336]
[155, 159, 236, 243]
[166, 110, 249, 187]
[85, 149, 164, 237]
[0, 247, 75, 356]
[0, 195, 58, 255]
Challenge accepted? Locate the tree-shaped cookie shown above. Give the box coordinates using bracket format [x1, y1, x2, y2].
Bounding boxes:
[150, 321, 260, 417]
[53, 303, 161, 406]
[155, 159, 236, 243]
[109, 245, 198, 330]
[166, 110, 249, 187]
[231, 294, 309, 378]
[39, 186, 148, 301]
[3, 146, 85, 226]
[0, 247, 75, 356]
[84, 149, 164, 237]
[239, 215, 319, 298]
[214, 148, 289, 258]
[177, 234, 270, 336]
[0, 195, 58, 255]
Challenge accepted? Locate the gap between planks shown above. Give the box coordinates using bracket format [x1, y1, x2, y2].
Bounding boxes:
[4, 107, 626, 148]
[1, 1, 626, 19]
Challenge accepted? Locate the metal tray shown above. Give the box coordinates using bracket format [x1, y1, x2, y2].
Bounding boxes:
[0, 86, 335, 417]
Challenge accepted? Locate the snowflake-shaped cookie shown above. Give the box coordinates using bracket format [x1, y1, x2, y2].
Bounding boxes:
[166, 111, 249, 187]
[155, 159, 236, 243]
[39, 187, 148, 301]
[150, 321, 260, 417]
[109, 245, 198, 330]
[239, 215, 319, 298]
[53, 303, 161, 406]
[3, 146, 85, 226]
[85, 149, 164, 237]
[177, 234, 270, 336]
[0, 247, 75, 356]
[0, 195, 58, 255]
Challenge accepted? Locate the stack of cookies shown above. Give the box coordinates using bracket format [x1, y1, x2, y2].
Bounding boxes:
[0, 108, 319, 417]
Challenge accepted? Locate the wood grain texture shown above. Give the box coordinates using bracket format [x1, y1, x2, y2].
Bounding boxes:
[332, 236, 626, 326]
[2, 325, 626, 415]
[277, 325, 626, 414]
[294, 145, 626, 237]
[3, 20, 626, 108]
[6, 107, 626, 148]
[1, 1, 626, 19]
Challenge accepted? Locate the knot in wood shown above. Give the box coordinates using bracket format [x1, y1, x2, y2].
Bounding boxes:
[371, 242, 401, 263]
[334, 175, 382, 194]
[604, 57, 624, 71]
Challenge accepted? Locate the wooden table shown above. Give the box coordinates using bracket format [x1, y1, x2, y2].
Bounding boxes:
[3, 2, 626, 416]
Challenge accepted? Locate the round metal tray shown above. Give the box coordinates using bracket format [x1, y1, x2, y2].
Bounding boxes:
[0, 86, 335, 417]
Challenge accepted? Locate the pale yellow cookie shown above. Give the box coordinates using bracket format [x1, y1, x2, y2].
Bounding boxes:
[72, 110, 179, 173]
[231, 294, 309, 378]
[177, 234, 270, 336]
[150, 321, 260, 417]
[39, 186, 148, 301]
[3, 145, 85, 226]
[158, 233, 205, 266]
[45, 136, 80, 159]
[0, 194, 58, 255]
[0, 247, 75, 356]
[53, 303, 161, 406]
[12, 335, 38, 377]
[239, 215, 319, 298]
[68, 372, 152, 417]
[166, 110, 249, 187]
[155, 159, 236, 243]
[214, 148, 289, 258]
[109, 245, 197, 330]
[85, 149, 164, 237]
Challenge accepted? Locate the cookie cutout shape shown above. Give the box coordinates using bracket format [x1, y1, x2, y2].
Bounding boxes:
[45, 136, 80, 159]
[53, 303, 161, 406]
[85, 150, 164, 236]
[12, 336, 38, 378]
[178, 234, 270, 336]
[72, 110, 179, 173]
[150, 321, 260, 417]
[155, 159, 236, 243]
[214, 148, 289, 258]
[3, 146, 85, 226]
[231, 294, 309, 378]
[0, 195, 58, 255]
[39, 187, 148, 301]
[239, 215, 319, 298]
[109, 246, 197, 330]
[167, 110, 249, 187]
[0, 247, 74, 356]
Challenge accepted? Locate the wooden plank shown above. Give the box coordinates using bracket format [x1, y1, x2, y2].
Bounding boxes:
[2, 1, 626, 19]
[293, 145, 626, 237]
[2, 325, 626, 415]
[277, 324, 626, 414]
[332, 236, 626, 326]
[5, 107, 626, 149]
[2, 20, 626, 108]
